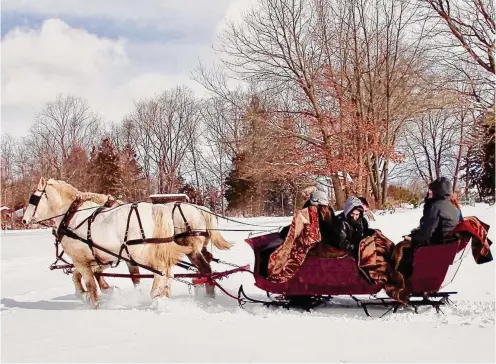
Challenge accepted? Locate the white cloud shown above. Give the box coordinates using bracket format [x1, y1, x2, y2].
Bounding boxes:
[2, 0, 232, 35]
[215, 0, 255, 34]
[1, 18, 215, 137]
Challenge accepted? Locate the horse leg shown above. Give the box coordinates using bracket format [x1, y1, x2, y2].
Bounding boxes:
[94, 266, 112, 293]
[150, 267, 172, 299]
[127, 262, 140, 287]
[188, 252, 215, 298]
[77, 264, 100, 308]
[72, 270, 86, 299]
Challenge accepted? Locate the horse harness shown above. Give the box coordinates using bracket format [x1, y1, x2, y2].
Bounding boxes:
[53, 198, 210, 276]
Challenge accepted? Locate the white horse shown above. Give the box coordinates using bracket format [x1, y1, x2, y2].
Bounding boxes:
[22, 177, 190, 308]
[53, 190, 141, 299]
[71, 191, 233, 297]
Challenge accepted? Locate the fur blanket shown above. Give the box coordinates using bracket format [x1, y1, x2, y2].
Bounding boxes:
[267, 206, 321, 283]
[385, 216, 493, 303]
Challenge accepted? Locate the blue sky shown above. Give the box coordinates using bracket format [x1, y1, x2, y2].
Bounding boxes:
[1, 11, 188, 43]
[1, 0, 250, 137]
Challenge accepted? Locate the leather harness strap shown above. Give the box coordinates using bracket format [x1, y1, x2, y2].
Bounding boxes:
[53, 199, 211, 275]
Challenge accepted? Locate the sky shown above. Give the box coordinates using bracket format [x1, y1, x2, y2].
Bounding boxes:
[1, 0, 253, 138]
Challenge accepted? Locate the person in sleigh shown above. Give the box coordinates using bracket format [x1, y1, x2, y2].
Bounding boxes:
[333, 196, 375, 257]
[408, 177, 460, 247]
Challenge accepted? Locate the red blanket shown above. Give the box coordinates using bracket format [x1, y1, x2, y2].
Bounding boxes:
[450, 216, 493, 264]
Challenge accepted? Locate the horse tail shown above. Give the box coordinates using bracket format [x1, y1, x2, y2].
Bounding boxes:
[152, 205, 191, 268]
[204, 211, 232, 250]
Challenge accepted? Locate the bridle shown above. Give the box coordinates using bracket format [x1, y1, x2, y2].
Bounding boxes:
[26, 186, 48, 223]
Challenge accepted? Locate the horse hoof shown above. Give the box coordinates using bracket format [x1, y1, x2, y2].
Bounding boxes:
[101, 286, 115, 295]
[151, 297, 169, 311]
[194, 285, 216, 299]
[80, 292, 90, 303]
[75, 291, 84, 299]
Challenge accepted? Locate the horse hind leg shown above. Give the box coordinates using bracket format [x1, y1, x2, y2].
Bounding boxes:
[72, 270, 86, 299]
[127, 262, 140, 287]
[188, 252, 215, 298]
[150, 267, 172, 299]
[77, 264, 100, 308]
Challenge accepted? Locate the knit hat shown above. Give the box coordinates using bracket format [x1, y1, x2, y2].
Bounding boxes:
[309, 190, 329, 206]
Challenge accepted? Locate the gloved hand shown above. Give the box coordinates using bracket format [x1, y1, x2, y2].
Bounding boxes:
[345, 242, 358, 254]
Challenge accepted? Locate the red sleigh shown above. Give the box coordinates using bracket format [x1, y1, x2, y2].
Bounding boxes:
[238, 231, 471, 315]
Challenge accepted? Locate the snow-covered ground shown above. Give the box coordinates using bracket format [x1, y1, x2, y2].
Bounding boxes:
[1, 205, 495, 362]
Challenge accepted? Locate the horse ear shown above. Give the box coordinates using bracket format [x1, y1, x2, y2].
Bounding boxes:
[38, 177, 46, 189]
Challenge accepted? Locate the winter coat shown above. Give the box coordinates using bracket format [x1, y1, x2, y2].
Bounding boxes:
[411, 177, 460, 246]
[333, 197, 372, 254]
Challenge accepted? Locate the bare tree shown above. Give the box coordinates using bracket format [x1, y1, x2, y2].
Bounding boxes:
[424, 0, 495, 74]
[402, 109, 462, 184]
[29, 94, 101, 180]
[126, 86, 201, 193]
[217, 0, 352, 207]
[1, 134, 15, 206]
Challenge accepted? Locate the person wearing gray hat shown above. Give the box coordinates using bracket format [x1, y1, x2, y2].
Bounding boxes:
[279, 190, 334, 240]
[301, 190, 329, 209]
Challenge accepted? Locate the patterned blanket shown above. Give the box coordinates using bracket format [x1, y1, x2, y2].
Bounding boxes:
[451, 216, 493, 264]
[358, 230, 395, 284]
[267, 206, 321, 283]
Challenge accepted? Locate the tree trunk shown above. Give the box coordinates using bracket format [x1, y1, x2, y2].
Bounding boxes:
[331, 174, 345, 210]
[381, 158, 389, 207]
[453, 113, 465, 192]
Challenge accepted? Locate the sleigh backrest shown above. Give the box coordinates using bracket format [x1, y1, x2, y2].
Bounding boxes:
[410, 240, 465, 294]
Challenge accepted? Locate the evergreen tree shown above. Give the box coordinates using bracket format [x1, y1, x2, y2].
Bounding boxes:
[119, 144, 146, 200]
[464, 112, 495, 202]
[224, 153, 255, 215]
[89, 138, 122, 196]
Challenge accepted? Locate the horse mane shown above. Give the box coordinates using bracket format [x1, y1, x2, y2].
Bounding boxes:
[46, 179, 80, 202]
[78, 192, 109, 205]
[46, 179, 124, 207]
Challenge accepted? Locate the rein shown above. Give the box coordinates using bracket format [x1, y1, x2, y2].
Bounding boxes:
[39, 195, 276, 279]
[178, 202, 283, 229]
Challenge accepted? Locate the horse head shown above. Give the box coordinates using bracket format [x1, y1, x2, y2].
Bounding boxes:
[22, 177, 79, 226]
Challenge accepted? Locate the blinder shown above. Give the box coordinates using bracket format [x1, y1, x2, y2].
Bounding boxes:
[29, 193, 42, 206]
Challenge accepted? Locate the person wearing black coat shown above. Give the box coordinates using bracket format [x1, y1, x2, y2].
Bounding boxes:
[333, 196, 374, 256]
[411, 177, 460, 246]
